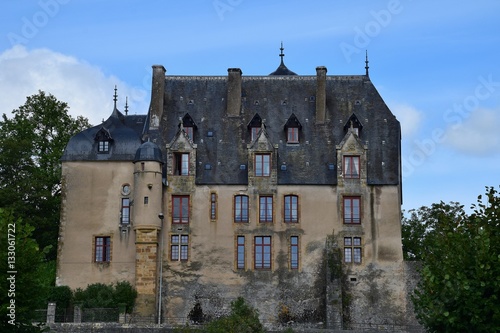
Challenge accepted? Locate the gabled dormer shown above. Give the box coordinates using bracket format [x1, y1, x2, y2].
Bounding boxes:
[247, 123, 278, 188]
[179, 113, 197, 141]
[343, 113, 363, 138]
[284, 113, 302, 144]
[166, 122, 197, 192]
[95, 127, 112, 153]
[247, 113, 264, 142]
[336, 124, 368, 187]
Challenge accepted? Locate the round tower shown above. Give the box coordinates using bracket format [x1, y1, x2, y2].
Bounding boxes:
[132, 141, 164, 318]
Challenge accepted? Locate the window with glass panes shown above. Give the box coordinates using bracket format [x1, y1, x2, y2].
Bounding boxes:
[234, 195, 249, 222]
[344, 237, 362, 263]
[284, 195, 298, 223]
[255, 154, 270, 176]
[95, 236, 111, 262]
[290, 236, 299, 269]
[254, 236, 271, 269]
[172, 196, 189, 224]
[343, 197, 361, 224]
[259, 196, 273, 222]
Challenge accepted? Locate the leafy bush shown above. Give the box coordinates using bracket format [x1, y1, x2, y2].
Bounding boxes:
[73, 281, 137, 313]
[204, 297, 264, 333]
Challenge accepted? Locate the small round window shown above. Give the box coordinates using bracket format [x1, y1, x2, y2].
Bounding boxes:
[122, 184, 131, 195]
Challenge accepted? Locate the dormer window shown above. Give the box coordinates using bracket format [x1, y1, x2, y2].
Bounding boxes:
[344, 156, 360, 179]
[343, 114, 363, 138]
[95, 127, 112, 153]
[98, 140, 109, 152]
[247, 113, 263, 142]
[174, 153, 189, 175]
[287, 128, 299, 143]
[285, 113, 302, 144]
[255, 154, 271, 176]
[251, 127, 260, 141]
[180, 113, 197, 140]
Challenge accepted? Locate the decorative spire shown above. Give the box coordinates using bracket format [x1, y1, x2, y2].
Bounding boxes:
[124, 96, 129, 116]
[365, 50, 369, 76]
[279, 41, 285, 64]
[113, 85, 118, 109]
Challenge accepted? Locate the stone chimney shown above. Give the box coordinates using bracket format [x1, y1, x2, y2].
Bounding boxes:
[149, 65, 166, 129]
[227, 68, 242, 117]
[315, 66, 327, 124]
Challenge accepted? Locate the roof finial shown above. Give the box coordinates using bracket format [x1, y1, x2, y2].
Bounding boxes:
[279, 42, 285, 64]
[124, 96, 129, 115]
[113, 85, 118, 109]
[365, 50, 369, 76]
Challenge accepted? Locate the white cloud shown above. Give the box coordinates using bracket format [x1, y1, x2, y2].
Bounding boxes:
[444, 108, 500, 155]
[0, 45, 148, 125]
[389, 103, 423, 137]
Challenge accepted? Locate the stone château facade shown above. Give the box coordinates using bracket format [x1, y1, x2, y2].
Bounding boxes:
[56, 48, 410, 329]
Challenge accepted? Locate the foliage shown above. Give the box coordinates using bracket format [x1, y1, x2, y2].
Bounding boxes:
[204, 297, 265, 333]
[0, 91, 90, 260]
[73, 281, 137, 313]
[401, 201, 464, 261]
[411, 186, 500, 332]
[0, 208, 50, 332]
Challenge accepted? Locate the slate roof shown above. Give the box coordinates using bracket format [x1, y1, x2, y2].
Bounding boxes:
[159, 74, 401, 186]
[61, 107, 147, 162]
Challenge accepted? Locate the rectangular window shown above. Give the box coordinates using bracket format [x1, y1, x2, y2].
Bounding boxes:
[237, 236, 245, 269]
[344, 197, 361, 224]
[173, 196, 189, 224]
[284, 195, 298, 223]
[344, 156, 360, 179]
[121, 198, 130, 224]
[210, 192, 217, 220]
[171, 235, 189, 261]
[144, 196, 149, 205]
[287, 127, 299, 143]
[251, 127, 260, 141]
[95, 236, 111, 262]
[344, 237, 362, 263]
[259, 196, 273, 223]
[234, 195, 249, 222]
[185, 127, 193, 140]
[255, 154, 270, 176]
[254, 236, 271, 269]
[98, 141, 109, 152]
[290, 236, 299, 269]
[174, 153, 189, 175]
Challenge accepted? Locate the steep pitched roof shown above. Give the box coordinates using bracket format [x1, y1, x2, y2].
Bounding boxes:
[159, 74, 400, 185]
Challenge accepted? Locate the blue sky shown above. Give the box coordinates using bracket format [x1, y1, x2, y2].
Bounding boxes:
[1, 0, 499, 213]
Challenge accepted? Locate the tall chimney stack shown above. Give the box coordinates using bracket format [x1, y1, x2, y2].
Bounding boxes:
[149, 65, 166, 129]
[227, 68, 242, 117]
[315, 66, 327, 124]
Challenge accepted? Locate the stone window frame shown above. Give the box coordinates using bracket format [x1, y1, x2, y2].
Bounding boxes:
[234, 194, 249, 223]
[172, 195, 190, 224]
[171, 234, 189, 261]
[236, 235, 245, 270]
[259, 195, 274, 223]
[254, 236, 272, 270]
[343, 155, 360, 179]
[344, 236, 362, 264]
[93, 235, 112, 263]
[283, 194, 299, 223]
[290, 235, 299, 270]
[254, 153, 271, 177]
[343, 196, 361, 224]
[210, 192, 217, 221]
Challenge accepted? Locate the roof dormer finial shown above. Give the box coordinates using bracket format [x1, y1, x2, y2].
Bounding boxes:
[365, 50, 369, 76]
[113, 85, 118, 109]
[279, 42, 285, 64]
[124, 96, 129, 115]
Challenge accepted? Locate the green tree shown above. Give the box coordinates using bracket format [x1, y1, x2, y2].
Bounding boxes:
[0, 91, 90, 260]
[402, 201, 464, 260]
[412, 186, 500, 332]
[0, 208, 49, 332]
